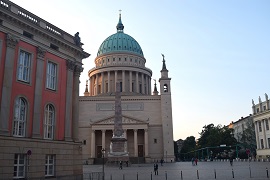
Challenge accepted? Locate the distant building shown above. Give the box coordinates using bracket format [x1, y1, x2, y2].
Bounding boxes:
[0, 1, 89, 179]
[252, 93, 270, 159]
[229, 115, 253, 142]
[78, 14, 175, 164]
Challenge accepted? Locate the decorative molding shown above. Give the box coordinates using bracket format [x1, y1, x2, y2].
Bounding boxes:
[96, 102, 144, 111]
[66, 59, 76, 71]
[6, 33, 19, 49]
[37, 46, 46, 60]
[93, 116, 146, 125]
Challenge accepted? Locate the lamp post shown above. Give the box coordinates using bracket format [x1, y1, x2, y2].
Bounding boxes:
[102, 148, 105, 180]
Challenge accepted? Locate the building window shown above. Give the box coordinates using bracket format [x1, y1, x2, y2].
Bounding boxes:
[268, 138, 270, 149]
[139, 84, 142, 93]
[261, 139, 264, 149]
[46, 61, 57, 90]
[44, 104, 55, 139]
[132, 82, 134, 92]
[154, 139, 157, 144]
[17, 50, 31, 83]
[266, 120, 269, 131]
[257, 108, 259, 113]
[14, 154, 26, 179]
[13, 97, 27, 137]
[264, 106, 266, 111]
[164, 84, 168, 92]
[45, 155, 55, 177]
[259, 121, 262, 132]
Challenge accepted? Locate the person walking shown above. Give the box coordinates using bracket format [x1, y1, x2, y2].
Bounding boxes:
[195, 158, 198, 165]
[119, 161, 123, 169]
[154, 163, 157, 175]
[229, 156, 233, 166]
[156, 163, 159, 175]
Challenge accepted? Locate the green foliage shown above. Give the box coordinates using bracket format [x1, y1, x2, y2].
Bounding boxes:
[180, 136, 196, 154]
[240, 118, 257, 157]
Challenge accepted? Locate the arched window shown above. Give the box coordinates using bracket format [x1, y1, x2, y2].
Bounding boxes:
[164, 84, 168, 92]
[13, 97, 27, 137]
[44, 104, 55, 139]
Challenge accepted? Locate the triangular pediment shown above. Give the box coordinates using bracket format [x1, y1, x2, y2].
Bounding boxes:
[92, 115, 147, 125]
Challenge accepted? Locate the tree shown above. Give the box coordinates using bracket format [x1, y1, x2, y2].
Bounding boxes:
[180, 136, 196, 160]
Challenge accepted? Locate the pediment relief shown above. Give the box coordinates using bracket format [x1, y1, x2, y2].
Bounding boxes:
[92, 115, 147, 125]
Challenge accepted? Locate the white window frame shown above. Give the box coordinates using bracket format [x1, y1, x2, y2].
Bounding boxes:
[44, 104, 55, 139]
[17, 50, 31, 83]
[13, 97, 27, 137]
[45, 154, 55, 177]
[46, 61, 57, 90]
[14, 154, 26, 179]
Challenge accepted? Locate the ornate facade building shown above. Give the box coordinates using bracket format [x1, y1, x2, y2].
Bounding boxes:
[252, 93, 270, 159]
[0, 1, 89, 179]
[79, 14, 175, 164]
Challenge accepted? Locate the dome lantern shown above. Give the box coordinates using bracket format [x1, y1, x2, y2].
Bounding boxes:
[116, 11, 124, 32]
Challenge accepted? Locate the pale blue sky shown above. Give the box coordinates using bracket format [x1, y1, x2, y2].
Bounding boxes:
[11, 0, 270, 140]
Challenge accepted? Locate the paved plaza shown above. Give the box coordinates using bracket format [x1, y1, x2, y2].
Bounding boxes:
[84, 161, 270, 180]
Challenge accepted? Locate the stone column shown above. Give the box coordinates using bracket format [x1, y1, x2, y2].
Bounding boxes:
[146, 75, 149, 95]
[144, 129, 149, 156]
[148, 77, 151, 95]
[91, 130, 96, 158]
[0, 33, 18, 135]
[72, 65, 83, 141]
[108, 71, 111, 93]
[136, 72, 139, 93]
[114, 70, 118, 91]
[141, 73, 144, 94]
[32, 47, 46, 138]
[255, 122, 260, 149]
[124, 129, 127, 139]
[134, 129, 138, 156]
[64, 59, 75, 141]
[101, 72, 104, 94]
[102, 130, 106, 150]
[96, 73, 99, 95]
[122, 70, 125, 92]
[262, 120, 267, 149]
[129, 71, 132, 92]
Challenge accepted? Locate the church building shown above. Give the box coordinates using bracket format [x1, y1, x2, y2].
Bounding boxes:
[78, 14, 175, 164]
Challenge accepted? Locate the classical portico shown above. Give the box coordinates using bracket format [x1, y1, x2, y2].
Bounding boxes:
[90, 116, 149, 159]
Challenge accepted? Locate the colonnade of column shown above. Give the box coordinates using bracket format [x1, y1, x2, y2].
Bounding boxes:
[90, 129, 149, 157]
[254, 119, 269, 149]
[89, 70, 151, 96]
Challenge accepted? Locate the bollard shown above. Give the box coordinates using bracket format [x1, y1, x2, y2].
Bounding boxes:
[165, 171, 167, 180]
[123, 173, 125, 180]
[181, 170, 183, 180]
[110, 174, 112, 180]
[267, 167, 269, 178]
[151, 172, 152, 180]
[214, 169, 216, 179]
[249, 166, 251, 178]
[197, 170, 199, 179]
[137, 172, 138, 180]
[232, 169, 234, 178]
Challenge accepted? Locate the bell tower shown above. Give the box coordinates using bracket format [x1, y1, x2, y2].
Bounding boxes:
[159, 54, 175, 162]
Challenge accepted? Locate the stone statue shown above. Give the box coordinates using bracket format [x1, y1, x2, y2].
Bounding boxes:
[252, 99, 255, 106]
[259, 96, 262, 103]
[74, 32, 81, 46]
[265, 93, 268, 100]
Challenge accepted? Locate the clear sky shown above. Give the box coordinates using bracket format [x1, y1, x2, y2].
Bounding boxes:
[11, 0, 270, 141]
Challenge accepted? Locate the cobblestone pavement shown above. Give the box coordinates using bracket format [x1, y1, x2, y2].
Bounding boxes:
[83, 161, 270, 180]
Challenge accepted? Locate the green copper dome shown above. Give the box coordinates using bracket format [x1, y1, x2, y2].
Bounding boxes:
[97, 14, 144, 57]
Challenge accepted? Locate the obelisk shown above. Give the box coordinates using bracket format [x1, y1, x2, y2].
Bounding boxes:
[108, 82, 129, 161]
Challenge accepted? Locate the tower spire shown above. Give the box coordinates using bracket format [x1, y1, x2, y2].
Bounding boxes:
[153, 79, 159, 95]
[116, 10, 124, 32]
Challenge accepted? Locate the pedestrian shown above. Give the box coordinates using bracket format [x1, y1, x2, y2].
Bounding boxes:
[195, 158, 198, 165]
[160, 159, 163, 166]
[156, 163, 159, 175]
[119, 161, 123, 169]
[229, 156, 233, 166]
[154, 163, 157, 175]
[191, 157, 194, 166]
[126, 161, 128, 167]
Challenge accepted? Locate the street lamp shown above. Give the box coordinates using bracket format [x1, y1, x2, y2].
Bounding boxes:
[102, 148, 105, 180]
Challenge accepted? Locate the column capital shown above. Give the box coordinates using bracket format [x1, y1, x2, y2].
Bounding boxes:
[66, 59, 76, 71]
[144, 129, 148, 132]
[6, 33, 19, 49]
[102, 130, 106, 133]
[37, 46, 46, 60]
[133, 129, 138, 132]
[74, 65, 83, 76]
